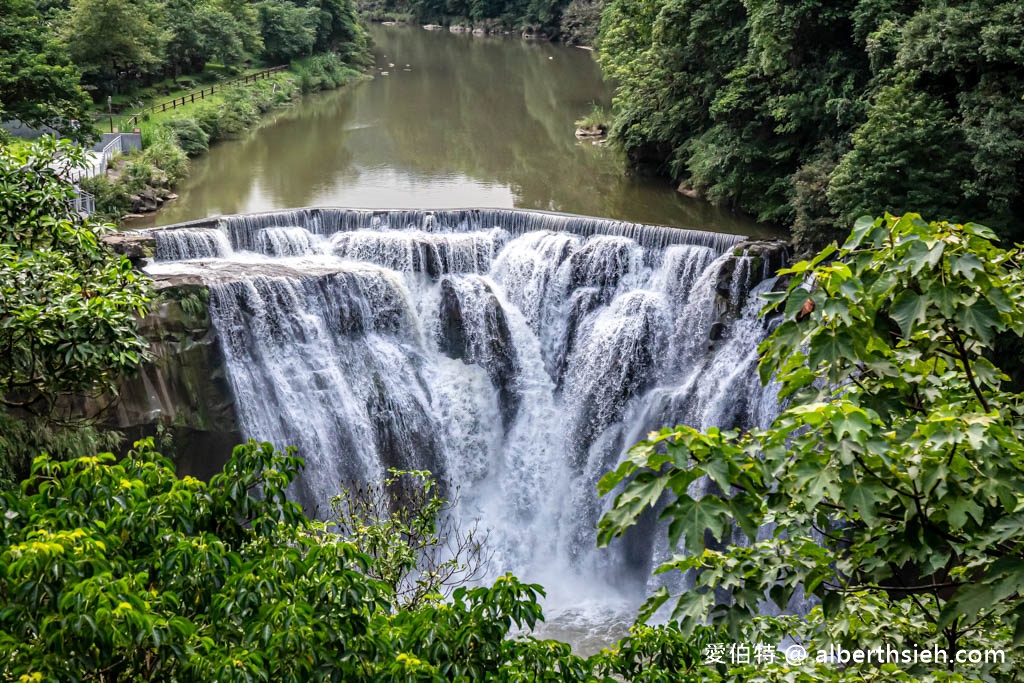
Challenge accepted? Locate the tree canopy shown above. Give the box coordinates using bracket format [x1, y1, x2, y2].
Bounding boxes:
[0, 0, 92, 139]
[599, 213, 1024, 679]
[598, 0, 1024, 252]
[0, 139, 151, 481]
[47, 0, 369, 97]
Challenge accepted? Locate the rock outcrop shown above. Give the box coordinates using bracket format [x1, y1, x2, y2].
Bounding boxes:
[574, 124, 607, 139]
[107, 277, 242, 480]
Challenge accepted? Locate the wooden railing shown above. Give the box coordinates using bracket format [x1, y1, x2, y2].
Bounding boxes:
[121, 65, 288, 130]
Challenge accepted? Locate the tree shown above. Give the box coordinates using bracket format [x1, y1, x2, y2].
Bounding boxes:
[163, 0, 254, 74]
[0, 438, 596, 681]
[0, 138, 151, 480]
[0, 0, 93, 140]
[827, 77, 972, 227]
[597, 0, 1024, 252]
[256, 0, 318, 63]
[330, 469, 490, 608]
[598, 213, 1024, 678]
[63, 0, 167, 95]
[295, 0, 370, 62]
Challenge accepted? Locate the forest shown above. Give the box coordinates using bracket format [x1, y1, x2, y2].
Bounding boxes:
[1, 0, 369, 134]
[598, 0, 1024, 252]
[3, 0, 1024, 680]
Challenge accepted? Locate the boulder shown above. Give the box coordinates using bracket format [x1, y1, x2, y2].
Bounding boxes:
[575, 124, 607, 138]
[732, 240, 792, 281]
[677, 183, 700, 199]
[103, 231, 156, 264]
[130, 189, 161, 213]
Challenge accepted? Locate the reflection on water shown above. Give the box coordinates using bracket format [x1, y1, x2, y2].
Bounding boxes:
[149, 25, 777, 237]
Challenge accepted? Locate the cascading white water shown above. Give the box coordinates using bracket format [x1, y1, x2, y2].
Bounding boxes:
[144, 208, 786, 641]
[155, 227, 233, 261]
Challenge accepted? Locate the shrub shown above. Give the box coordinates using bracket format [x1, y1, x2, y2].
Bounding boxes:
[160, 117, 210, 157]
[141, 141, 187, 184]
[78, 174, 132, 216]
[291, 53, 359, 94]
[0, 439, 583, 681]
[123, 158, 158, 192]
[191, 103, 224, 141]
[218, 90, 260, 139]
[574, 104, 608, 130]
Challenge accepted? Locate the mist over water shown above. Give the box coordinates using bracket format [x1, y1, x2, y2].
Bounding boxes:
[146, 208, 783, 649]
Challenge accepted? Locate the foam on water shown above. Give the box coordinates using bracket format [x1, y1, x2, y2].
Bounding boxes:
[145, 209, 783, 644]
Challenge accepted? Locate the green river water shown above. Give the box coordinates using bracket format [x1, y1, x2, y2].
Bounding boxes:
[147, 24, 776, 238]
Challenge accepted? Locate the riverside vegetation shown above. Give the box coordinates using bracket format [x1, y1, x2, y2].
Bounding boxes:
[80, 53, 365, 220]
[2, 0, 370, 219]
[4, 140, 1024, 682]
[334, 0, 1022, 255]
[597, 0, 1024, 254]
[2, 0, 370, 127]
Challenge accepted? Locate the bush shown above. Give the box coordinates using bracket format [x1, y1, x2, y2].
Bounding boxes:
[191, 102, 224, 142]
[291, 52, 359, 94]
[218, 90, 261, 139]
[123, 158, 158, 192]
[142, 139, 188, 185]
[159, 117, 210, 157]
[78, 174, 132, 217]
[574, 104, 608, 130]
[0, 439, 583, 681]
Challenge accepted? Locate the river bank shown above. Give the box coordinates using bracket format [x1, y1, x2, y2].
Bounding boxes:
[143, 24, 778, 238]
[83, 54, 368, 224]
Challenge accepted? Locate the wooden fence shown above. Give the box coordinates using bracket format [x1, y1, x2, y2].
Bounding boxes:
[121, 65, 288, 130]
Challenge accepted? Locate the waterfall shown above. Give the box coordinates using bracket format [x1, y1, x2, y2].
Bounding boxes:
[151, 208, 747, 256]
[254, 227, 317, 257]
[154, 227, 232, 261]
[146, 208, 784, 610]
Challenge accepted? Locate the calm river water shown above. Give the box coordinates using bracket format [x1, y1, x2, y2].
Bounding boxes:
[148, 24, 775, 237]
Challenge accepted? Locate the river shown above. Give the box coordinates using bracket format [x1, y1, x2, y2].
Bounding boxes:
[147, 24, 775, 238]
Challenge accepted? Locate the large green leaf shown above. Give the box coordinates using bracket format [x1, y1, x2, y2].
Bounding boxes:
[889, 289, 928, 337]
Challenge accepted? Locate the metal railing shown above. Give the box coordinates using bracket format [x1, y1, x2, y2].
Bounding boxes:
[97, 136, 120, 172]
[68, 189, 96, 216]
[65, 135, 123, 183]
[121, 65, 288, 130]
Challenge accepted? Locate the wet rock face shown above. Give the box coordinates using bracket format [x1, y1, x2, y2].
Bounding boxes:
[436, 277, 521, 432]
[103, 283, 242, 478]
[731, 240, 791, 282]
[437, 278, 469, 359]
[103, 231, 156, 266]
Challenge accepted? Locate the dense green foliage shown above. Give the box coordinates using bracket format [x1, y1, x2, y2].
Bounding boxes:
[0, 139, 151, 481]
[598, 0, 1024, 252]
[359, 0, 600, 40]
[81, 60, 360, 219]
[39, 0, 370, 98]
[0, 437, 983, 681]
[599, 213, 1024, 679]
[0, 0, 92, 139]
[0, 439, 567, 680]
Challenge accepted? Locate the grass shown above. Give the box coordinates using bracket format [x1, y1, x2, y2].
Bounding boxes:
[89, 63, 278, 134]
[0, 138, 33, 154]
[574, 104, 609, 129]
